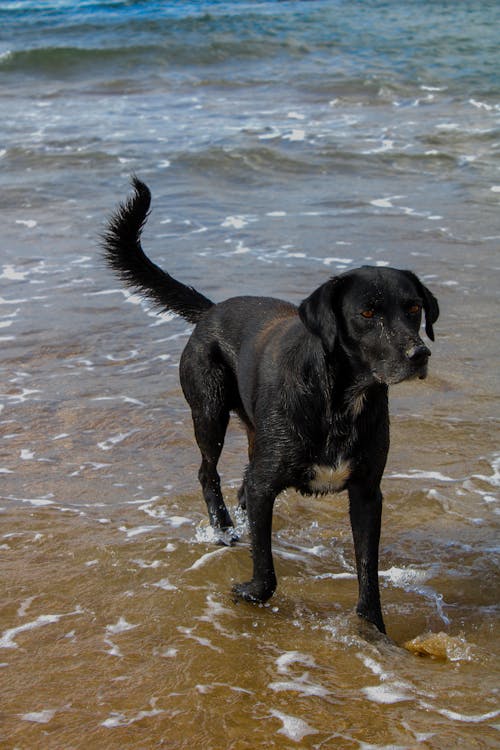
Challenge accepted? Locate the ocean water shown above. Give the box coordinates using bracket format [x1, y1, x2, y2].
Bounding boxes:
[1, 1, 499, 748]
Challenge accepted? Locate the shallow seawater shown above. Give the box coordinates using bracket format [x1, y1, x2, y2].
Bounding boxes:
[1, 1, 499, 748]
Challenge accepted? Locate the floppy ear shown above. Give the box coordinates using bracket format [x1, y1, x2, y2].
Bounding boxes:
[402, 270, 440, 341]
[298, 278, 341, 352]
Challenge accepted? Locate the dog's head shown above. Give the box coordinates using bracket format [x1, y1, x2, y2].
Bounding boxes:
[299, 266, 439, 385]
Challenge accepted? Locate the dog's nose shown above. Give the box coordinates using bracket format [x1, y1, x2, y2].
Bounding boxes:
[406, 343, 431, 362]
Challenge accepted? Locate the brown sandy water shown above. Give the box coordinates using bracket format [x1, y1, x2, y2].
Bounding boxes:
[1, 193, 499, 748]
[1, 352, 499, 748]
[1, 488, 499, 750]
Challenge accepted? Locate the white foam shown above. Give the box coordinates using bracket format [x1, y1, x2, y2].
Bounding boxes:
[4, 387, 41, 403]
[137, 498, 163, 516]
[469, 99, 494, 111]
[283, 129, 306, 142]
[420, 702, 500, 723]
[379, 566, 433, 587]
[197, 595, 234, 630]
[1, 610, 81, 649]
[123, 289, 146, 306]
[187, 547, 228, 571]
[229, 240, 251, 255]
[105, 617, 137, 635]
[259, 128, 281, 140]
[167, 515, 192, 528]
[177, 626, 223, 653]
[103, 618, 137, 657]
[0, 264, 29, 281]
[270, 709, 318, 742]
[17, 596, 37, 618]
[472, 454, 500, 488]
[315, 571, 356, 580]
[270, 651, 327, 696]
[21, 494, 54, 507]
[0, 294, 28, 305]
[276, 651, 316, 674]
[269, 678, 329, 697]
[69, 461, 110, 476]
[119, 524, 162, 539]
[363, 139, 395, 154]
[438, 122, 461, 131]
[15, 219, 37, 229]
[363, 684, 412, 704]
[357, 653, 389, 680]
[151, 578, 177, 591]
[97, 428, 140, 451]
[370, 196, 403, 208]
[221, 215, 250, 229]
[388, 469, 456, 482]
[131, 558, 162, 569]
[323, 256, 353, 265]
[194, 520, 238, 546]
[93, 395, 145, 406]
[20, 709, 56, 724]
[102, 702, 163, 728]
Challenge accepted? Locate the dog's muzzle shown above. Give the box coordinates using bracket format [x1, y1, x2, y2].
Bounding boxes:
[406, 342, 431, 379]
[406, 343, 431, 363]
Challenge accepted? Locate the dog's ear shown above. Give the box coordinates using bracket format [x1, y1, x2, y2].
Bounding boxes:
[402, 270, 440, 341]
[299, 278, 342, 352]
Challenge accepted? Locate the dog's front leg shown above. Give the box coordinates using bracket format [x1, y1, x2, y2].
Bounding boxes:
[233, 473, 277, 604]
[348, 483, 386, 633]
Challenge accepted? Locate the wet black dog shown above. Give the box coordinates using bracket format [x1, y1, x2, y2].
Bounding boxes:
[103, 178, 439, 633]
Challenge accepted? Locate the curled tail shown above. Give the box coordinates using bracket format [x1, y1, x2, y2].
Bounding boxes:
[102, 177, 214, 324]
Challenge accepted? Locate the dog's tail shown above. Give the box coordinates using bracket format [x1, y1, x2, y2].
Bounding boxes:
[102, 177, 214, 324]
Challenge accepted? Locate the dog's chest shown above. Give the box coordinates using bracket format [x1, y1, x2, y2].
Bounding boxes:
[307, 458, 351, 494]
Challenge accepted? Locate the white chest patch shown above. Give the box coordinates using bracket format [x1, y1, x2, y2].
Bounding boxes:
[308, 459, 351, 494]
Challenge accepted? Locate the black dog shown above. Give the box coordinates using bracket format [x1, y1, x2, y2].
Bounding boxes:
[103, 178, 439, 633]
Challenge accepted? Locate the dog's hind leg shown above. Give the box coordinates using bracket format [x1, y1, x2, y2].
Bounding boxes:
[190, 405, 234, 537]
[236, 415, 255, 511]
[180, 343, 236, 541]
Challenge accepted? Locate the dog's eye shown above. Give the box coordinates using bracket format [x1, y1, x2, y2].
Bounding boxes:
[361, 310, 375, 319]
[408, 304, 421, 315]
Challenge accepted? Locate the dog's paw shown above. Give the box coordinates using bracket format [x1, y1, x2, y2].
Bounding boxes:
[232, 579, 275, 604]
[216, 527, 239, 547]
[356, 607, 386, 635]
